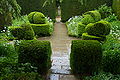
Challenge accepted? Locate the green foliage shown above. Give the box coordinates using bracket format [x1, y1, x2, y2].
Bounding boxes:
[61, 0, 112, 22]
[17, 0, 56, 19]
[31, 24, 52, 37]
[85, 20, 111, 37]
[0, 0, 21, 17]
[66, 16, 83, 37]
[18, 40, 52, 75]
[0, 33, 8, 41]
[112, 0, 120, 20]
[12, 15, 30, 26]
[82, 33, 106, 41]
[1, 72, 43, 80]
[103, 14, 118, 22]
[98, 4, 113, 19]
[28, 12, 46, 24]
[77, 22, 86, 37]
[101, 20, 120, 74]
[81, 14, 95, 25]
[84, 10, 101, 21]
[9, 23, 35, 40]
[84, 72, 120, 80]
[70, 40, 102, 75]
[0, 41, 16, 57]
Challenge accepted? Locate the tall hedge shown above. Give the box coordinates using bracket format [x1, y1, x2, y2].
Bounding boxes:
[16, 0, 56, 19]
[112, 0, 120, 20]
[18, 40, 52, 75]
[61, 0, 112, 22]
[70, 40, 102, 75]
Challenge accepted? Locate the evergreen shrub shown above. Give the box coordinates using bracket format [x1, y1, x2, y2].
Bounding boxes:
[18, 40, 52, 75]
[84, 10, 101, 22]
[81, 14, 95, 25]
[30, 24, 51, 37]
[9, 23, 35, 40]
[28, 12, 46, 24]
[70, 40, 102, 75]
[85, 21, 111, 37]
[77, 22, 86, 37]
[82, 33, 106, 41]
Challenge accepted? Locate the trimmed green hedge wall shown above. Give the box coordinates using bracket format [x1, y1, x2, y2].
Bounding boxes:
[18, 40, 52, 75]
[61, 0, 112, 22]
[112, 0, 120, 20]
[16, 0, 56, 19]
[9, 24, 35, 40]
[30, 24, 51, 37]
[85, 21, 111, 37]
[70, 40, 102, 75]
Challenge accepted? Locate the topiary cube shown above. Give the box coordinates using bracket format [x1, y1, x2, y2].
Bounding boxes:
[84, 10, 101, 22]
[30, 24, 51, 37]
[9, 23, 35, 40]
[82, 33, 106, 41]
[70, 40, 102, 75]
[85, 20, 111, 37]
[81, 14, 95, 25]
[18, 40, 52, 75]
[77, 22, 86, 37]
[28, 12, 46, 24]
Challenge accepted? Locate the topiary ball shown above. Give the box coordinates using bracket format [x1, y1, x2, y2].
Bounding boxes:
[85, 20, 111, 37]
[28, 12, 46, 24]
[84, 10, 101, 22]
[81, 14, 95, 25]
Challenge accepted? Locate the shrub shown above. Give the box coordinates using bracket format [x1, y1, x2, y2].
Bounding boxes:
[112, 0, 120, 20]
[77, 22, 86, 37]
[0, 41, 16, 57]
[28, 12, 46, 24]
[98, 4, 113, 19]
[70, 40, 102, 75]
[30, 24, 51, 37]
[81, 14, 95, 25]
[17, 0, 56, 19]
[84, 10, 101, 22]
[0, 33, 8, 41]
[66, 16, 83, 37]
[84, 72, 120, 80]
[85, 21, 111, 37]
[102, 49, 120, 74]
[1, 72, 43, 80]
[9, 23, 35, 40]
[18, 40, 52, 75]
[82, 33, 106, 41]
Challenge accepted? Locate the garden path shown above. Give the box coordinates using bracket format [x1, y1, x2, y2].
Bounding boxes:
[38, 16, 80, 80]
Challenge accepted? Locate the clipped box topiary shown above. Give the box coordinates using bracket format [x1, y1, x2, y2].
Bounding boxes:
[77, 22, 86, 37]
[9, 23, 35, 40]
[84, 10, 101, 22]
[70, 40, 102, 75]
[85, 20, 111, 37]
[18, 40, 52, 75]
[81, 14, 95, 25]
[82, 33, 106, 41]
[30, 24, 51, 37]
[28, 12, 46, 24]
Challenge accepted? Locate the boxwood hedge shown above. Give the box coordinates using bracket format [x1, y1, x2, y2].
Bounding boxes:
[70, 40, 102, 75]
[18, 40, 52, 75]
